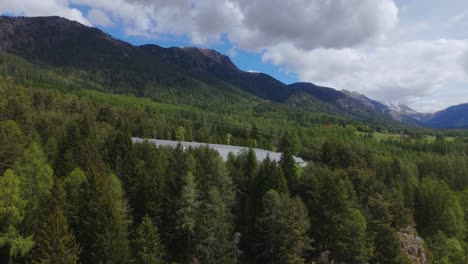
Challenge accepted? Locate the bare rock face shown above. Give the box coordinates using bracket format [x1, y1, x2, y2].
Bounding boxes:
[312, 250, 335, 264]
[399, 227, 428, 264]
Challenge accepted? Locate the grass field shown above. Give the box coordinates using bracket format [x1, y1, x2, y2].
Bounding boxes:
[356, 131, 456, 142]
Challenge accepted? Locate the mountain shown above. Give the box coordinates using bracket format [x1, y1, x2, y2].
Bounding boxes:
[16, 15, 468, 128]
[421, 104, 468, 128]
[380, 102, 426, 125]
[0, 15, 400, 122]
[288, 83, 390, 119]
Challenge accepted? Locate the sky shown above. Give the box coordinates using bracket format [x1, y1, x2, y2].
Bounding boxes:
[2, 0, 468, 112]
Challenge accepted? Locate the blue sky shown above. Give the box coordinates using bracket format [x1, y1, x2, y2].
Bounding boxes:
[2, 0, 468, 112]
[68, 3, 299, 84]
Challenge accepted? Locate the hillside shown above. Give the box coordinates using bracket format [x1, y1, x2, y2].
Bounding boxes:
[0, 15, 395, 122]
[2, 16, 468, 128]
[423, 103, 468, 128]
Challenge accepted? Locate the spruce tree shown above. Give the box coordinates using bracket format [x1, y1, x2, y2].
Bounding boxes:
[196, 187, 233, 264]
[30, 178, 80, 264]
[133, 216, 166, 264]
[280, 151, 297, 193]
[78, 173, 131, 264]
[176, 172, 199, 262]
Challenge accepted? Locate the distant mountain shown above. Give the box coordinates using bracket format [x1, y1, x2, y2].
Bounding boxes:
[288, 83, 390, 119]
[380, 102, 426, 125]
[422, 104, 468, 128]
[3, 15, 467, 128]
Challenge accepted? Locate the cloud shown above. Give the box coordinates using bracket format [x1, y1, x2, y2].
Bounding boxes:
[87, 9, 113, 27]
[0, 0, 90, 25]
[3, 0, 396, 51]
[263, 39, 468, 109]
[228, 0, 398, 50]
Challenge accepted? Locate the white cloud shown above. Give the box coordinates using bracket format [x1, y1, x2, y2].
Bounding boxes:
[263, 39, 468, 111]
[1, 0, 399, 51]
[0, 0, 90, 25]
[87, 9, 113, 27]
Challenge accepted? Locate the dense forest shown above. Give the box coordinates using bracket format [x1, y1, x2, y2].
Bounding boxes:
[0, 51, 467, 264]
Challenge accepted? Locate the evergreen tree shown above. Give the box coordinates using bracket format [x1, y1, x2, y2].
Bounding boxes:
[161, 144, 193, 259]
[30, 178, 80, 264]
[280, 151, 297, 192]
[196, 188, 233, 264]
[133, 216, 166, 264]
[257, 190, 311, 264]
[14, 141, 54, 233]
[176, 172, 199, 262]
[367, 194, 405, 264]
[0, 169, 34, 264]
[0, 120, 25, 174]
[62, 168, 87, 228]
[78, 173, 131, 264]
[300, 166, 368, 263]
[331, 208, 368, 264]
[415, 177, 465, 239]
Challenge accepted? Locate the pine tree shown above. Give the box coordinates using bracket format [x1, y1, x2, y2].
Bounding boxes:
[133, 216, 166, 264]
[176, 172, 199, 262]
[30, 178, 80, 264]
[0, 169, 34, 264]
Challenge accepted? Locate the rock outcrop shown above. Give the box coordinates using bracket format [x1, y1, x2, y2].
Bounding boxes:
[399, 227, 428, 264]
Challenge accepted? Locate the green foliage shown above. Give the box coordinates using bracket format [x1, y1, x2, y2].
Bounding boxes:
[0, 120, 25, 174]
[175, 126, 186, 141]
[256, 190, 311, 263]
[14, 141, 54, 233]
[416, 178, 465, 239]
[0, 53, 467, 263]
[79, 173, 131, 264]
[30, 178, 81, 264]
[176, 172, 199, 260]
[196, 188, 233, 264]
[0, 169, 34, 261]
[132, 216, 166, 264]
[63, 168, 87, 227]
[367, 194, 405, 264]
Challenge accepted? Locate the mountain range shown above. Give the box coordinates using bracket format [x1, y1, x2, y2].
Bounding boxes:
[0, 15, 467, 128]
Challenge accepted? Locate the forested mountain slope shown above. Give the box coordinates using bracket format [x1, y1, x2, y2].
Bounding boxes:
[0, 15, 397, 122]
